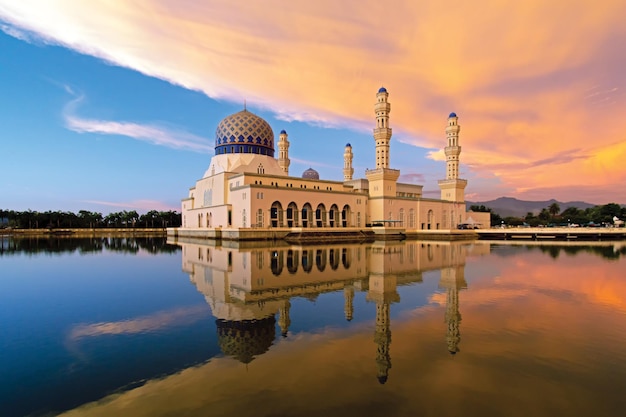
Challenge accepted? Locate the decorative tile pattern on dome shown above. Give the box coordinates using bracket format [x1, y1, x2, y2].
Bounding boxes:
[215, 110, 274, 151]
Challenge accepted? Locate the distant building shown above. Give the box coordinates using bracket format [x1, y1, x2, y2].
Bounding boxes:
[179, 87, 486, 233]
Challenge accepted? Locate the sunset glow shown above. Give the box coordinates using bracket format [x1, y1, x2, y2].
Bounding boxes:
[1, 0, 625, 210]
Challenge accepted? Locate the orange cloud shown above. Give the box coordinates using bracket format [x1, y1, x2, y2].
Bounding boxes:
[1, 0, 625, 202]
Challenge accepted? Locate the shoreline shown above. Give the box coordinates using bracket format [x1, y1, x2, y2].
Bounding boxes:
[1, 228, 167, 237]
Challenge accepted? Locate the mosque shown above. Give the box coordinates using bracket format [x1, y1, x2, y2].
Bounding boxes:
[176, 87, 488, 238]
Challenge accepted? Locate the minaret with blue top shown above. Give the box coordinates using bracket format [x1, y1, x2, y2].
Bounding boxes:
[374, 87, 392, 169]
[438, 112, 467, 203]
[366, 87, 400, 223]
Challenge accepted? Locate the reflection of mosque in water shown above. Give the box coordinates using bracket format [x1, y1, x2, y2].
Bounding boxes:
[177, 240, 486, 382]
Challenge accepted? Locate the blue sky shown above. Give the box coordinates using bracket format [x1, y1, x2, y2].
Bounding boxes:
[1, 1, 625, 213]
[0, 29, 445, 213]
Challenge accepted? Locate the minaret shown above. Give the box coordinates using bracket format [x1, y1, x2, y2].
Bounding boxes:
[278, 129, 290, 175]
[438, 112, 467, 203]
[374, 87, 392, 169]
[366, 87, 400, 222]
[445, 112, 461, 180]
[343, 143, 354, 181]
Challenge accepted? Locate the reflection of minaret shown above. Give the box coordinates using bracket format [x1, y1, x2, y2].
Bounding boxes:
[278, 300, 291, 337]
[344, 286, 354, 321]
[374, 301, 392, 384]
[367, 274, 400, 384]
[439, 265, 467, 355]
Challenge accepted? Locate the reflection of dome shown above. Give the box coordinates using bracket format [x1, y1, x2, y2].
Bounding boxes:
[215, 110, 275, 157]
[302, 167, 319, 180]
[449, 112, 457, 118]
[216, 317, 276, 364]
[345, 143, 351, 147]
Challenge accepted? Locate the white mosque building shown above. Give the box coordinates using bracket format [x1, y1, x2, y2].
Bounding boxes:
[174, 87, 488, 239]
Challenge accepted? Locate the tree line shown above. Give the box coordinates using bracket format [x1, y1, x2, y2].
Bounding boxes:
[469, 202, 626, 227]
[0, 236, 181, 255]
[0, 209, 182, 229]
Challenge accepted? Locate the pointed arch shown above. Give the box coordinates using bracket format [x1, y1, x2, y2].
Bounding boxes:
[315, 203, 327, 227]
[271, 201, 283, 228]
[286, 202, 298, 227]
[329, 204, 340, 227]
[341, 205, 351, 227]
[301, 203, 313, 228]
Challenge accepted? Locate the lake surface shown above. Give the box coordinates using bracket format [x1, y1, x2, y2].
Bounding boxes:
[1, 236, 626, 417]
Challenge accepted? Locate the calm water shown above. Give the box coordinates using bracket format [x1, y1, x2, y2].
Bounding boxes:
[1, 236, 626, 417]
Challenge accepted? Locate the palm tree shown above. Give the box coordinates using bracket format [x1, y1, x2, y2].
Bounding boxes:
[548, 202, 560, 217]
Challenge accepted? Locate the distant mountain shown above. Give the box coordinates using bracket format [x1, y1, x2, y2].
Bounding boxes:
[466, 197, 596, 218]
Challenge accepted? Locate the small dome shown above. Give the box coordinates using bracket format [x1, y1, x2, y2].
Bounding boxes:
[345, 143, 351, 147]
[215, 109, 274, 157]
[449, 112, 457, 118]
[302, 167, 319, 180]
[280, 129, 287, 134]
[378, 86, 387, 93]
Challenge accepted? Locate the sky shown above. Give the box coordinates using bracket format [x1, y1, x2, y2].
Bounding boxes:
[1, 0, 625, 214]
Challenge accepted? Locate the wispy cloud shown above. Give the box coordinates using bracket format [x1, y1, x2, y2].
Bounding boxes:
[1, 0, 626, 202]
[0, 22, 33, 42]
[62, 88, 213, 153]
[68, 305, 209, 341]
[399, 173, 425, 184]
[80, 199, 179, 212]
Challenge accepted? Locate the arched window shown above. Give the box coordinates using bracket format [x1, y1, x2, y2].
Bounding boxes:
[315, 204, 326, 227]
[286, 202, 298, 227]
[270, 201, 283, 227]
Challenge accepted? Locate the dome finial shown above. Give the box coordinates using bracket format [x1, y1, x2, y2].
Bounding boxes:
[244, 99, 247, 111]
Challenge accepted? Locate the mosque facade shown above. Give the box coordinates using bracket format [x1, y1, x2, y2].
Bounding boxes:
[179, 87, 486, 233]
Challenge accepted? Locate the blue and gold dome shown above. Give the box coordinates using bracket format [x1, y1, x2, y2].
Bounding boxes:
[215, 110, 275, 157]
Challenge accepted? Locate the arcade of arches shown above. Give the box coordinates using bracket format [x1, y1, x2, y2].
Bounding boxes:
[266, 201, 353, 228]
